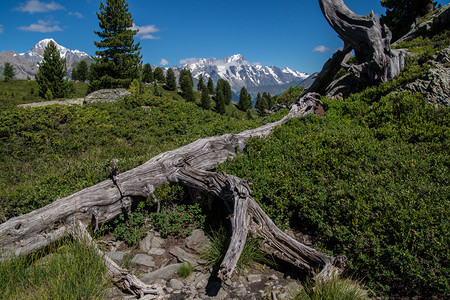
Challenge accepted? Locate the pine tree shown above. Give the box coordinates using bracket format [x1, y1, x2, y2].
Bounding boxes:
[90, 0, 142, 91]
[180, 73, 195, 101]
[154, 67, 165, 83]
[142, 63, 154, 83]
[201, 86, 211, 110]
[238, 87, 252, 111]
[3, 62, 15, 82]
[72, 60, 88, 82]
[207, 77, 214, 94]
[165, 68, 177, 91]
[255, 92, 268, 116]
[35, 40, 70, 98]
[223, 80, 232, 105]
[215, 89, 226, 115]
[197, 74, 205, 91]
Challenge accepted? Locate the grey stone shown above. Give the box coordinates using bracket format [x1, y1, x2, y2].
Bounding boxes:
[148, 248, 165, 255]
[216, 288, 228, 300]
[106, 251, 124, 261]
[139, 232, 154, 253]
[169, 278, 184, 290]
[131, 253, 155, 267]
[83, 88, 131, 104]
[269, 274, 279, 280]
[151, 236, 165, 248]
[139, 263, 183, 284]
[169, 246, 198, 266]
[165, 287, 173, 293]
[247, 274, 262, 283]
[285, 281, 303, 295]
[185, 229, 209, 252]
[403, 48, 450, 107]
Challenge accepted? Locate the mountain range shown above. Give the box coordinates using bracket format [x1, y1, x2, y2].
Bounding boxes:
[0, 38, 90, 80]
[0, 39, 315, 97]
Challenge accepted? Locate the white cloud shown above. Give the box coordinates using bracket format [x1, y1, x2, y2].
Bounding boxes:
[313, 45, 331, 53]
[131, 23, 160, 40]
[159, 58, 169, 66]
[18, 19, 62, 32]
[69, 11, 83, 18]
[0, 25, 4, 34]
[15, 0, 65, 14]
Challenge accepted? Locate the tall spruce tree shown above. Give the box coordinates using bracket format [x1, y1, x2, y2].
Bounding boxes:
[215, 89, 226, 115]
[207, 77, 214, 94]
[3, 62, 15, 82]
[165, 68, 177, 91]
[179, 70, 195, 101]
[90, 0, 142, 91]
[223, 80, 232, 105]
[35, 40, 70, 99]
[154, 67, 165, 83]
[201, 87, 211, 110]
[197, 74, 205, 91]
[142, 63, 154, 83]
[72, 60, 88, 82]
[238, 87, 252, 111]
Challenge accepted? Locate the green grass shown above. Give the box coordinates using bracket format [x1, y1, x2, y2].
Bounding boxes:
[293, 276, 370, 300]
[177, 262, 194, 278]
[0, 237, 110, 299]
[201, 226, 274, 272]
[0, 79, 89, 108]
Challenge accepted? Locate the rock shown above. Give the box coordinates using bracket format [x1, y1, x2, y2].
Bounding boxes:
[151, 236, 165, 248]
[285, 281, 303, 295]
[247, 274, 262, 283]
[169, 278, 184, 291]
[169, 246, 199, 267]
[185, 229, 209, 253]
[131, 253, 155, 268]
[83, 88, 131, 104]
[148, 248, 166, 255]
[403, 47, 450, 107]
[106, 251, 124, 261]
[139, 263, 183, 284]
[139, 232, 155, 253]
[216, 288, 228, 300]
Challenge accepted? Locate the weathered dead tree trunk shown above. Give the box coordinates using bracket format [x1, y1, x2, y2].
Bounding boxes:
[0, 93, 345, 296]
[310, 0, 408, 95]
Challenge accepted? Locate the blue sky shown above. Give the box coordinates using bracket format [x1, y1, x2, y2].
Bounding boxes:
[0, 0, 448, 74]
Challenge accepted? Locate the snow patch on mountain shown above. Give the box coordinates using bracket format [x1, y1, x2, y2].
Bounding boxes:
[174, 54, 309, 94]
[20, 38, 89, 65]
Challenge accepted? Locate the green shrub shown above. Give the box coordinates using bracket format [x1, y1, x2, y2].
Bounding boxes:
[219, 93, 449, 297]
[107, 208, 149, 246]
[149, 203, 205, 238]
[177, 262, 193, 278]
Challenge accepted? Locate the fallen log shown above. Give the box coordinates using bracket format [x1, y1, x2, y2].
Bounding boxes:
[0, 93, 345, 296]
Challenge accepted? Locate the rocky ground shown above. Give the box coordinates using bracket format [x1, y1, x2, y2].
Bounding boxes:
[101, 229, 306, 300]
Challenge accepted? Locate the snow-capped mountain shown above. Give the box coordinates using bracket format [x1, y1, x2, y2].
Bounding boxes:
[20, 38, 89, 66]
[0, 39, 91, 79]
[173, 54, 309, 96]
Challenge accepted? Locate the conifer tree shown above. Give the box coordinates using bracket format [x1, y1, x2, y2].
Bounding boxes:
[223, 80, 232, 105]
[35, 40, 70, 99]
[215, 89, 226, 115]
[207, 77, 214, 94]
[197, 74, 205, 91]
[180, 72, 195, 101]
[3, 62, 15, 82]
[238, 87, 252, 111]
[72, 60, 88, 82]
[165, 68, 177, 91]
[142, 63, 154, 83]
[90, 0, 142, 91]
[255, 92, 268, 116]
[216, 79, 232, 104]
[201, 86, 211, 110]
[154, 67, 165, 83]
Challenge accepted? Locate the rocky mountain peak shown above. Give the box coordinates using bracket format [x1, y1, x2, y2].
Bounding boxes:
[20, 38, 89, 65]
